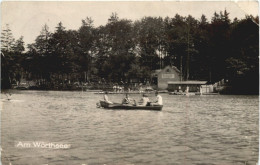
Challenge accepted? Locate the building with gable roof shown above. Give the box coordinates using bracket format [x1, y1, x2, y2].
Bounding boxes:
[152, 65, 207, 91]
[152, 65, 182, 90]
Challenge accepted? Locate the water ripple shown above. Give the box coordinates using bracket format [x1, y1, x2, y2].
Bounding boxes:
[1, 91, 258, 165]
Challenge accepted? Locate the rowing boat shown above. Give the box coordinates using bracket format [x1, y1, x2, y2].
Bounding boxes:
[98, 101, 163, 111]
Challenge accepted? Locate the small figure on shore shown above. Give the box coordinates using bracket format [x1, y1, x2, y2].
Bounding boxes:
[151, 91, 163, 106]
[104, 91, 113, 104]
[113, 85, 116, 92]
[119, 86, 123, 93]
[178, 86, 183, 93]
[185, 86, 189, 94]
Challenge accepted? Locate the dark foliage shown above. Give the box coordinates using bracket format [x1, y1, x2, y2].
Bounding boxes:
[1, 11, 259, 94]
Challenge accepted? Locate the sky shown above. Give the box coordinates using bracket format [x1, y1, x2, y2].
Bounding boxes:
[1, 1, 259, 46]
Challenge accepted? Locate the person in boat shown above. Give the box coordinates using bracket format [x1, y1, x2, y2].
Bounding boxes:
[138, 94, 150, 106]
[151, 91, 163, 106]
[122, 93, 136, 105]
[104, 91, 113, 104]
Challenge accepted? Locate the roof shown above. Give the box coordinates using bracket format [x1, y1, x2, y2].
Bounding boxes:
[152, 65, 180, 76]
[170, 66, 180, 73]
[154, 69, 161, 73]
[168, 81, 207, 85]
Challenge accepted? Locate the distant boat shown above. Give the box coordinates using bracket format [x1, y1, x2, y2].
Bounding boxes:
[98, 101, 163, 111]
[15, 86, 29, 90]
[15, 82, 29, 90]
[169, 92, 196, 96]
[169, 92, 219, 96]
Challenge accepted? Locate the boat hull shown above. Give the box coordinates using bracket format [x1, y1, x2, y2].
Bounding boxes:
[99, 101, 163, 111]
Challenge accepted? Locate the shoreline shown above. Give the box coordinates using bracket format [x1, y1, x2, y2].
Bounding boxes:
[1, 88, 258, 95]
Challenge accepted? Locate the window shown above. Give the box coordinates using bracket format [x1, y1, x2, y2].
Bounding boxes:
[162, 74, 175, 78]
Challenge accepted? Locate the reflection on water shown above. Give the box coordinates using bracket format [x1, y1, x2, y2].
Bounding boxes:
[1, 90, 259, 165]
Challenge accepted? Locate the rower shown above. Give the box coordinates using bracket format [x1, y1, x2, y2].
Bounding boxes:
[122, 94, 135, 105]
[122, 94, 130, 104]
[138, 94, 150, 106]
[151, 91, 163, 106]
[104, 91, 113, 104]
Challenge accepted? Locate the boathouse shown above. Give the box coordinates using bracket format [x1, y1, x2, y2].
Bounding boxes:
[152, 65, 181, 90]
[152, 66, 208, 91]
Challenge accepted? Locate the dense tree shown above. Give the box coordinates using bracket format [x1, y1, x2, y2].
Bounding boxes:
[225, 16, 259, 94]
[26, 24, 52, 83]
[135, 17, 165, 71]
[78, 17, 96, 81]
[163, 14, 187, 78]
[95, 13, 137, 82]
[192, 14, 211, 80]
[208, 10, 232, 82]
[13, 36, 25, 53]
[1, 12, 258, 93]
[1, 25, 25, 88]
[1, 24, 15, 52]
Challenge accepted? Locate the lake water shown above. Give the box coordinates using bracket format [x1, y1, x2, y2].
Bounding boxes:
[1, 90, 258, 165]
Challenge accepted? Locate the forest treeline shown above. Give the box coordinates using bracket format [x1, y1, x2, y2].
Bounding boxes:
[1, 11, 259, 93]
